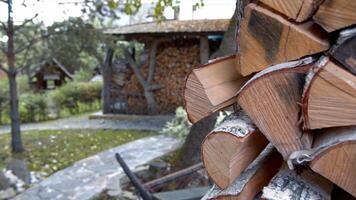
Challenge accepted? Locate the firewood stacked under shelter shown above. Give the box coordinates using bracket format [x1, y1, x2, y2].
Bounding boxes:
[183, 1, 356, 199]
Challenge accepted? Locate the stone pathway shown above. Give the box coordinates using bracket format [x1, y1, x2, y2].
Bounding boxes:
[0, 113, 173, 135]
[13, 135, 181, 200]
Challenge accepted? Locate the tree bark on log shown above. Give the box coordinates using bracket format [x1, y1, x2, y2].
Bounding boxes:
[288, 126, 356, 197]
[237, 57, 315, 159]
[201, 111, 269, 189]
[330, 28, 356, 75]
[261, 165, 333, 200]
[202, 145, 283, 200]
[237, 3, 329, 76]
[301, 56, 356, 130]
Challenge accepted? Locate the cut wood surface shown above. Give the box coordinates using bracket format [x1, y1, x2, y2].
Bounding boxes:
[237, 3, 329, 76]
[202, 145, 283, 200]
[201, 111, 269, 189]
[237, 57, 315, 159]
[258, 0, 323, 22]
[331, 28, 356, 75]
[184, 55, 250, 123]
[261, 165, 333, 200]
[301, 57, 356, 130]
[313, 0, 356, 32]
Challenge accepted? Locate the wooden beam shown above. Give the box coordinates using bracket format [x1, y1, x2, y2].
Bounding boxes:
[200, 36, 210, 64]
[313, 0, 356, 32]
[288, 126, 356, 197]
[201, 110, 269, 189]
[330, 28, 356, 75]
[301, 57, 356, 130]
[144, 163, 204, 190]
[184, 54, 249, 123]
[237, 57, 315, 159]
[258, 0, 324, 22]
[237, 3, 329, 76]
[202, 145, 283, 200]
[261, 165, 333, 200]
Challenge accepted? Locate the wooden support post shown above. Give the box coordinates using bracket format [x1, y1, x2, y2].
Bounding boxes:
[201, 111, 269, 189]
[237, 57, 315, 159]
[202, 145, 283, 200]
[301, 57, 356, 130]
[237, 3, 329, 76]
[313, 0, 356, 32]
[200, 36, 210, 64]
[147, 39, 159, 84]
[102, 48, 114, 114]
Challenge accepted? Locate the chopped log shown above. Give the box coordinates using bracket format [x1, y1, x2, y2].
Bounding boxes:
[313, 0, 356, 32]
[261, 165, 333, 200]
[202, 145, 283, 200]
[330, 28, 356, 75]
[301, 57, 356, 130]
[237, 57, 315, 159]
[258, 0, 323, 22]
[184, 55, 250, 123]
[201, 111, 269, 189]
[288, 126, 356, 197]
[237, 3, 329, 76]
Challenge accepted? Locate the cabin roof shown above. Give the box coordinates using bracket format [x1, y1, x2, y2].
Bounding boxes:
[104, 19, 230, 37]
[31, 58, 73, 79]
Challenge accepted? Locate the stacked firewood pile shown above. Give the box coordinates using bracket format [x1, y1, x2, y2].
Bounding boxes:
[184, 1, 356, 199]
[124, 39, 200, 114]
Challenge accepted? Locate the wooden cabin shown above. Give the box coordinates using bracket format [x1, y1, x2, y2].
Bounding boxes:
[104, 19, 230, 114]
[30, 58, 73, 91]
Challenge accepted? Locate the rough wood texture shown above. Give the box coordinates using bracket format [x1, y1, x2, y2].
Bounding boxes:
[262, 165, 333, 200]
[201, 111, 269, 189]
[331, 28, 356, 75]
[302, 57, 356, 130]
[237, 3, 329, 76]
[202, 145, 283, 200]
[311, 127, 356, 197]
[184, 55, 249, 123]
[287, 126, 356, 197]
[313, 0, 356, 32]
[237, 57, 315, 159]
[258, 0, 323, 22]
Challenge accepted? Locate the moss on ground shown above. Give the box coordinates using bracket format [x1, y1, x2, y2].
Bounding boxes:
[0, 129, 157, 175]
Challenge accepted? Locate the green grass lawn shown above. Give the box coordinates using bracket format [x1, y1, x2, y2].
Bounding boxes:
[0, 129, 157, 175]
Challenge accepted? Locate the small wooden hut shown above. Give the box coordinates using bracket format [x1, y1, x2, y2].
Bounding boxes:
[30, 58, 73, 91]
[104, 19, 230, 114]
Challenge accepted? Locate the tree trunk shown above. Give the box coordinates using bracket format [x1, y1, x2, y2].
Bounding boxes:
[8, 72, 24, 153]
[177, 2, 241, 168]
[178, 113, 218, 168]
[102, 48, 114, 114]
[7, 0, 24, 153]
